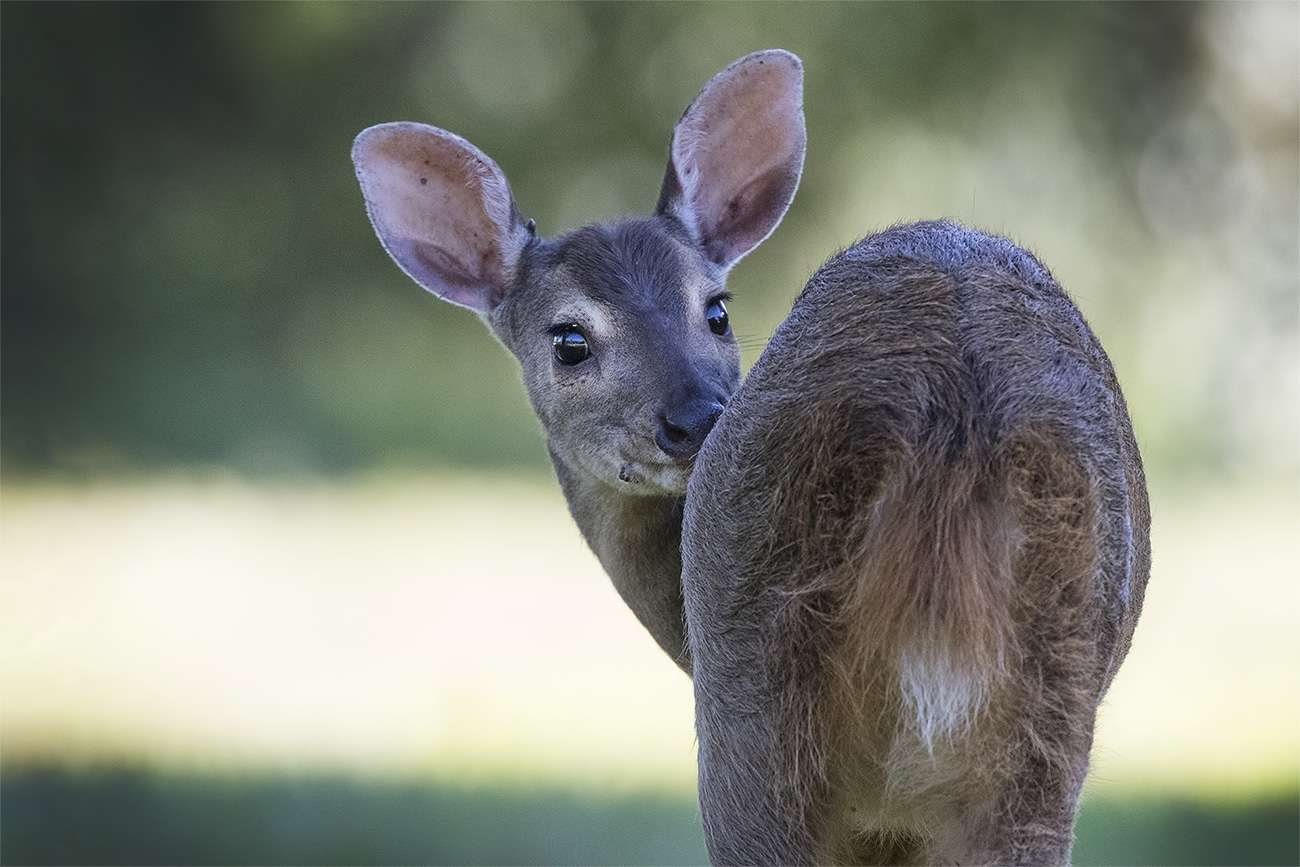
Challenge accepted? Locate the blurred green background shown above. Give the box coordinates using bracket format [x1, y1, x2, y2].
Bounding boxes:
[2, 2, 1297, 864]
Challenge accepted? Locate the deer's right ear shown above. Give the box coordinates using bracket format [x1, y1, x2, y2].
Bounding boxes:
[352, 123, 532, 313]
[656, 50, 806, 271]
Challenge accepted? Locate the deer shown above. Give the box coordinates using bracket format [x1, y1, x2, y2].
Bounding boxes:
[352, 49, 1150, 866]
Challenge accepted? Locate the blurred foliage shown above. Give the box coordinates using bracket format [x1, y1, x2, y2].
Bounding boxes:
[2, 9, 1297, 864]
[4, 2, 1294, 481]
[3, 766, 1297, 866]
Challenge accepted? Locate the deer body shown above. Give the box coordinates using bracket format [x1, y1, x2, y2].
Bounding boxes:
[353, 50, 1148, 866]
[683, 221, 1149, 864]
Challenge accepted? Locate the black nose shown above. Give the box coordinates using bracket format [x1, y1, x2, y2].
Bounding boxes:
[656, 400, 726, 461]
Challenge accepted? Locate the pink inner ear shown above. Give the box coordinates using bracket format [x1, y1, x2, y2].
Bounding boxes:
[354, 123, 524, 312]
[700, 165, 799, 266]
[671, 51, 805, 267]
[388, 237, 490, 310]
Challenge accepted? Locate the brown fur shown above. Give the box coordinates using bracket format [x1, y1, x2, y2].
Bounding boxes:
[682, 222, 1150, 865]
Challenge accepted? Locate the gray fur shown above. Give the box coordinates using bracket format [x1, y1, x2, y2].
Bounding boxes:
[682, 220, 1150, 864]
[352, 51, 806, 669]
[497, 218, 740, 668]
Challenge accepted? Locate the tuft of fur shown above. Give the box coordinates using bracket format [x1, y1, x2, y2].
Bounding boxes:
[849, 462, 1017, 752]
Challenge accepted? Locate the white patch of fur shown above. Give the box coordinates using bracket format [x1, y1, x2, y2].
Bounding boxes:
[475, 154, 529, 270]
[898, 644, 985, 751]
[668, 123, 703, 238]
[551, 293, 613, 338]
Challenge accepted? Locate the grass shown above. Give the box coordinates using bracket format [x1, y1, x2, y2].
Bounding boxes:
[2, 766, 1296, 866]
[0, 765, 706, 865]
[1, 473, 1297, 863]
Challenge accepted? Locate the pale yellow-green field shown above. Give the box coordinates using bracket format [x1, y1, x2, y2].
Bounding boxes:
[2, 475, 1296, 798]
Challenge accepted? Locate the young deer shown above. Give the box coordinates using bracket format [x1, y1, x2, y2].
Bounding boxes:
[352, 50, 805, 673]
[354, 50, 1149, 866]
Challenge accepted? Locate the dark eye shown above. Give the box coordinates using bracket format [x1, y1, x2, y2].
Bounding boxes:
[706, 298, 730, 336]
[552, 326, 591, 365]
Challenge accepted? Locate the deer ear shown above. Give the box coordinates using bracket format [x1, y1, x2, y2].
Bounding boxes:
[352, 123, 532, 313]
[656, 50, 806, 271]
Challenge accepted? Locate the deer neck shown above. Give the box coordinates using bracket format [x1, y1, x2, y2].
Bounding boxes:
[551, 455, 691, 674]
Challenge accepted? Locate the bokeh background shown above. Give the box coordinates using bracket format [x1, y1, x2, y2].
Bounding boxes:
[3, 3, 1297, 864]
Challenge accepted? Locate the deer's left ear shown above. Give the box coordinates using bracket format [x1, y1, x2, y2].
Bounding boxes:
[656, 50, 806, 271]
[352, 122, 532, 313]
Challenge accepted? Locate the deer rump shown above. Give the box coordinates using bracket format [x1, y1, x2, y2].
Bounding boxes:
[680, 222, 1148, 864]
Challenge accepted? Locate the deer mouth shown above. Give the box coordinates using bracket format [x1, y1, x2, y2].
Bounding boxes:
[616, 459, 691, 495]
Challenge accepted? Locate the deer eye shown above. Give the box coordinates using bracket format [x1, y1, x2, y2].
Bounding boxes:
[552, 326, 591, 365]
[706, 298, 730, 336]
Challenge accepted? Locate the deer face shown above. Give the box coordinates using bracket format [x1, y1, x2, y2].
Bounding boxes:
[493, 219, 740, 495]
[352, 50, 804, 495]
